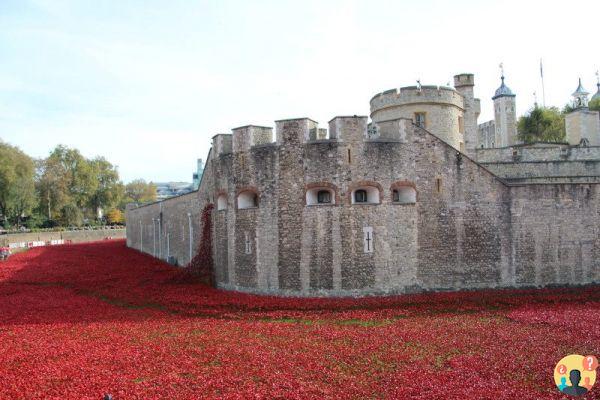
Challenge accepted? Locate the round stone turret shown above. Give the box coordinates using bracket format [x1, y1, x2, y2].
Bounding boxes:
[370, 85, 466, 150]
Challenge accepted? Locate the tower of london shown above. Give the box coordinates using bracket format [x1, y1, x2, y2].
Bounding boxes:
[126, 72, 600, 297]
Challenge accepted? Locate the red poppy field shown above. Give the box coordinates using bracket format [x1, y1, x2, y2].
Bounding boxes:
[0, 240, 599, 399]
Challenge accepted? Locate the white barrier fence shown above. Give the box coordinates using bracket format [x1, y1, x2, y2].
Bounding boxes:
[9, 239, 65, 249]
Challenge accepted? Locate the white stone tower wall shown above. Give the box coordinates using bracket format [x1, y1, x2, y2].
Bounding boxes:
[494, 96, 517, 147]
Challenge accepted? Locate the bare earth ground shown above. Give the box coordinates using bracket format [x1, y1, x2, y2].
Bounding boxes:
[0, 240, 599, 399]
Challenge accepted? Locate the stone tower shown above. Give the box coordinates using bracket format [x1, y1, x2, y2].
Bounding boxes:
[453, 74, 480, 156]
[565, 78, 600, 146]
[492, 74, 517, 147]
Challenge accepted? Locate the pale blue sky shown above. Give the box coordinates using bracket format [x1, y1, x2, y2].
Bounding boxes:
[1, 0, 598, 182]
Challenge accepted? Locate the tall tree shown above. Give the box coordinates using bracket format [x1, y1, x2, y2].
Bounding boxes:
[37, 145, 97, 226]
[0, 141, 36, 227]
[89, 157, 122, 216]
[517, 106, 566, 144]
[124, 179, 157, 204]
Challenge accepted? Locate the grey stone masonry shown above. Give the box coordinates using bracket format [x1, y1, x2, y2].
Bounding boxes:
[127, 115, 599, 296]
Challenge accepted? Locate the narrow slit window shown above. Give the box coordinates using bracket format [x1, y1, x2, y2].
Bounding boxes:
[435, 178, 442, 193]
[415, 112, 426, 128]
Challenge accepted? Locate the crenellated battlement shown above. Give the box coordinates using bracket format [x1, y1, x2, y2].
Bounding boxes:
[232, 125, 274, 152]
[454, 73, 475, 88]
[212, 116, 420, 156]
[212, 134, 232, 156]
[370, 86, 464, 113]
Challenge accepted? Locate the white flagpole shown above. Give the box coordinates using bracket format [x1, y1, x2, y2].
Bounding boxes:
[540, 58, 546, 108]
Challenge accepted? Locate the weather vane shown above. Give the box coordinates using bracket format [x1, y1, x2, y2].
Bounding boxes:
[499, 62, 504, 77]
[596, 70, 599, 85]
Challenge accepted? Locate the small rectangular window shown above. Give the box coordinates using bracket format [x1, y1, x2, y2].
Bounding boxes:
[347, 148, 352, 163]
[317, 190, 331, 204]
[458, 116, 464, 134]
[354, 190, 368, 203]
[415, 112, 426, 128]
[436, 178, 442, 193]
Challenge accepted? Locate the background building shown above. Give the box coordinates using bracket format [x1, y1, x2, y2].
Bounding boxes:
[156, 182, 194, 200]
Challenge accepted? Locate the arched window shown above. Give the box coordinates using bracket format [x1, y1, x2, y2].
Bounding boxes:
[306, 186, 336, 206]
[237, 190, 258, 209]
[392, 186, 416, 204]
[350, 184, 381, 205]
[217, 194, 228, 211]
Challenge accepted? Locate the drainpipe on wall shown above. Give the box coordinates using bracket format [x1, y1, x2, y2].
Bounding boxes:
[139, 220, 143, 252]
[158, 203, 162, 260]
[187, 213, 193, 264]
[166, 232, 170, 261]
[158, 219, 162, 260]
[152, 218, 156, 257]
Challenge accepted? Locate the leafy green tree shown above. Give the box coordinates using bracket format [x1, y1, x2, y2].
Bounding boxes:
[124, 179, 157, 205]
[61, 203, 84, 227]
[0, 141, 36, 227]
[37, 145, 97, 226]
[89, 157, 122, 216]
[590, 97, 600, 112]
[517, 106, 566, 144]
[562, 103, 576, 114]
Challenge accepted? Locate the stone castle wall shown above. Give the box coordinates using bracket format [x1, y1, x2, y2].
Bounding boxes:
[566, 109, 600, 146]
[476, 145, 600, 183]
[125, 150, 214, 266]
[127, 117, 600, 296]
[125, 116, 599, 296]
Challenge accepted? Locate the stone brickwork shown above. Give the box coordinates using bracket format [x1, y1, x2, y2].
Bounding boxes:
[477, 144, 600, 183]
[566, 109, 600, 146]
[125, 73, 600, 297]
[370, 85, 466, 150]
[125, 167, 211, 266]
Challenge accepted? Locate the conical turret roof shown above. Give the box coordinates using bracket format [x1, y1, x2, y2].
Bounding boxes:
[572, 78, 589, 97]
[592, 82, 600, 101]
[492, 76, 515, 100]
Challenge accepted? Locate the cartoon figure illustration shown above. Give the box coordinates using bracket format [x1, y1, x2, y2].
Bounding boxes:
[562, 369, 588, 396]
[558, 376, 567, 391]
[555, 354, 597, 396]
